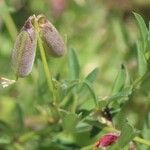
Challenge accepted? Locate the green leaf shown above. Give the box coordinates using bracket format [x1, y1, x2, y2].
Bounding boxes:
[68, 48, 80, 80]
[113, 110, 126, 130]
[85, 68, 99, 83]
[77, 68, 98, 107]
[82, 81, 98, 107]
[134, 12, 148, 49]
[118, 123, 138, 148]
[137, 41, 148, 77]
[109, 86, 132, 103]
[0, 136, 11, 145]
[74, 122, 91, 146]
[60, 111, 81, 133]
[112, 65, 126, 95]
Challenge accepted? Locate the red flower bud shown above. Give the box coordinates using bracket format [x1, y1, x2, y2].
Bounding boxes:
[95, 132, 119, 148]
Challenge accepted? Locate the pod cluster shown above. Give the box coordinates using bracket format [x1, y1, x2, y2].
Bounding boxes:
[11, 15, 65, 78]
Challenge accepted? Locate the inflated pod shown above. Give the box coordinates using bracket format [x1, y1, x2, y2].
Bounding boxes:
[11, 16, 37, 78]
[37, 14, 65, 57]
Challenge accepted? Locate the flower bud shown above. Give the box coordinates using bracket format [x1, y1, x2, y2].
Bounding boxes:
[11, 16, 37, 78]
[37, 14, 65, 57]
[95, 132, 119, 148]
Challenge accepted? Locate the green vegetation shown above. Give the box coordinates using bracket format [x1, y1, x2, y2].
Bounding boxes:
[0, 0, 150, 149]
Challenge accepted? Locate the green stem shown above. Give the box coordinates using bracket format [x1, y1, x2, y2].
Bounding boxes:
[133, 136, 150, 146]
[1, 0, 18, 41]
[38, 33, 55, 101]
[34, 17, 55, 102]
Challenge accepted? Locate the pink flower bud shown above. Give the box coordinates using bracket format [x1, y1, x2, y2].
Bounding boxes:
[95, 132, 119, 148]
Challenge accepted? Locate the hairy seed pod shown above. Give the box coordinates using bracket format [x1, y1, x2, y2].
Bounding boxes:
[11, 16, 37, 78]
[37, 14, 65, 57]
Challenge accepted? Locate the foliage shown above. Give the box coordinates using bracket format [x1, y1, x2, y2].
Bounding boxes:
[0, 0, 150, 150]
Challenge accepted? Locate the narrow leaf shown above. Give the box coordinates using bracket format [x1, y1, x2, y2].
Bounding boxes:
[68, 48, 80, 80]
[137, 41, 148, 76]
[112, 64, 126, 95]
[134, 12, 148, 49]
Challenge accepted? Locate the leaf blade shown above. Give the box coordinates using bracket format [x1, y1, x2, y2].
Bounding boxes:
[68, 48, 80, 80]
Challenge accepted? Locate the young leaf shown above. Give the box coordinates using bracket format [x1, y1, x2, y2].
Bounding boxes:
[134, 12, 148, 49]
[112, 65, 126, 95]
[68, 48, 80, 80]
[137, 41, 148, 77]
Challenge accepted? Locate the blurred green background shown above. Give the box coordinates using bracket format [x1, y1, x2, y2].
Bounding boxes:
[0, 0, 150, 149]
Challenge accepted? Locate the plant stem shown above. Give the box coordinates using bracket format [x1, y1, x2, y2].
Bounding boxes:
[37, 37, 55, 100]
[133, 136, 150, 146]
[1, 0, 18, 41]
[34, 17, 55, 102]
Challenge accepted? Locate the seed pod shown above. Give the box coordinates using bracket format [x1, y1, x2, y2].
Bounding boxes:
[37, 14, 65, 57]
[11, 16, 37, 78]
